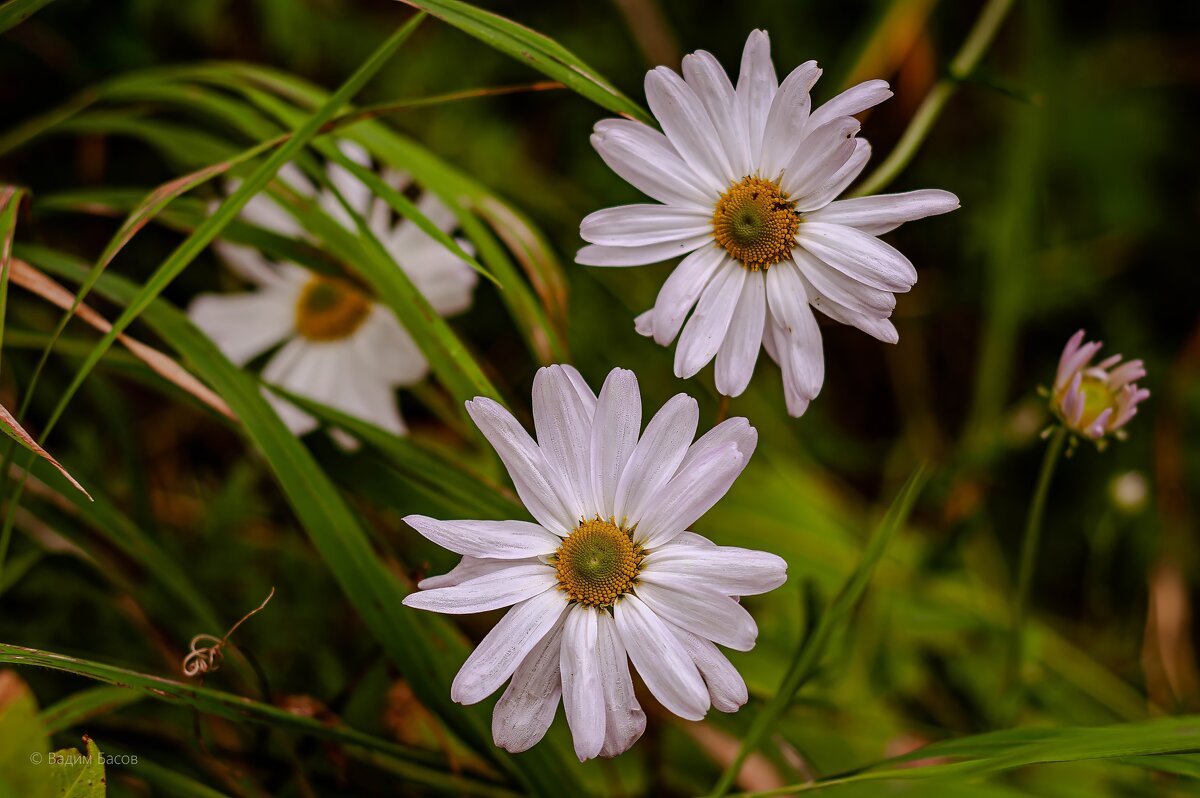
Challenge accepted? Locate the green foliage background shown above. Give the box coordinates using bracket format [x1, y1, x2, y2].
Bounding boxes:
[0, 0, 1198, 796]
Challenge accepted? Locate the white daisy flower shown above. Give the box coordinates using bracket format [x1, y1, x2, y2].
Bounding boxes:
[189, 141, 478, 438]
[578, 30, 960, 416]
[402, 365, 787, 760]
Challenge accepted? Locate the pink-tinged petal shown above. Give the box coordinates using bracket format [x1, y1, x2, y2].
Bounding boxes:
[676, 627, 749, 712]
[780, 117, 859, 200]
[576, 236, 710, 267]
[675, 262, 747, 379]
[714, 269, 767, 397]
[580, 204, 713, 247]
[682, 49, 750, 177]
[635, 578, 758, 651]
[591, 369, 642, 520]
[651, 245, 728, 346]
[1108, 360, 1146, 389]
[642, 543, 786, 596]
[614, 393, 698, 526]
[759, 60, 822, 177]
[1087, 407, 1114, 438]
[736, 29, 779, 165]
[452, 589, 569, 705]
[808, 79, 892, 130]
[560, 606, 605, 761]
[590, 119, 713, 209]
[403, 515, 561, 559]
[805, 189, 960, 235]
[766, 262, 826, 405]
[1063, 372, 1085, 427]
[402, 564, 557, 614]
[634, 309, 655, 337]
[646, 67, 735, 189]
[492, 617, 564, 753]
[635, 443, 748, 549]
[465, 398, 575, 535]
[596, 611, 646, 757]
[533, 365, 596, 521]
[614, 595, 710, 720]
[797, 221, 917, 292]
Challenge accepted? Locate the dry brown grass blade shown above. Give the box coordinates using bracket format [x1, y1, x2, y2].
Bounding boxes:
[0, 397, 90, 499]
[9, 258, 234, 421]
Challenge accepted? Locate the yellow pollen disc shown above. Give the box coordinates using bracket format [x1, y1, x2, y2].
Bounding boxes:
[554, 518, 642, 608]
[712, 176, 799, 271]
[295, 275, 372, 342]
[1075, 375, 1117, 428]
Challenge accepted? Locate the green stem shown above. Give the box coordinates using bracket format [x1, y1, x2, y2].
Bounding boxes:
[1005, 424, 1067, 692]
[852, 0, 1017, 197]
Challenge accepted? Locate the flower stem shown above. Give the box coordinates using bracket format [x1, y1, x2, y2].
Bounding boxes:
[1005, 424, 1068, 695]
[852, 0, 1017, 197]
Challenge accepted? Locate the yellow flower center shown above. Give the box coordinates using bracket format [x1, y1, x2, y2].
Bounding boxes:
[1076, 375, 1117, 429]
[554, 518, 643, 607]
[295, 275, 372, 342]
[712, 176, 799, 271]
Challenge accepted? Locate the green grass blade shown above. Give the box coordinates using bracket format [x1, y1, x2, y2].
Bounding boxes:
[395, 0, 650, 122]
[710, 465, 930, 797]
[38, 687, 142, 736]
[0, 0, 55, 32]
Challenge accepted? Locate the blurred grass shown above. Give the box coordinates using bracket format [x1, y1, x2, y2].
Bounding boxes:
[0, 0, 1197, 796]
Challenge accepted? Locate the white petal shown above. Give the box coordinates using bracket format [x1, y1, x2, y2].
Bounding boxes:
[635, 443, 747, 549]
[805, 189, 960, 236]
[580, 204, 712, 247]
[613, 393, 698, 526]
[792, 137, 873, 213]
[735, 29, 779, 165]
[260, 338, 323, 435]
[642, 543, 787, 596]
[392, 235, 478, 318]
[759, 60, 821, 177]
[677, 628, 748, 712]
[465, 398, 575, 535]
[682, 50, 749, 177]
[591, 369, 642, 520]
[402, 563, 558, 614]
[645, 67, 734, 189]
[402, 515, 561, 559]
[451, 589, 569, 705]
[492, 617, 564, 752]
[213, 241, 293, 288]
[590, 119, 713, 209]
[781, 117, 859, 201]
[634, 309, 655, 338]
[635, 578, 758, 651]
[714, 269, 766, 397]
[533, 365, 595, 521]
[792, 248, 896, 315]
[614, 594, 709, 721]
[650, 244, 726, 346]
[674, 262, 747, 379]
[766, 263, 826, 411]
[560, 607, 605, 761]
[678, 417, 758, 476]
[188, 289, 296, 367]
[560, 364, 598, 420]
[353, 308, 428, 386]
[808, 79, 893, 130]
[576, 236, 710, 267]
[596, 611, 646, 757]
[419, 556, 538, 590]
[798, 221, 916, 292]
[798, 268, 899, 344]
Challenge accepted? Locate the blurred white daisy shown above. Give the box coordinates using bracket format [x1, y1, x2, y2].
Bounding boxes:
[189, 142, 478, 438]
[1051, 329, 1149, 444]
[402, 365, 787, 760]
[578, 29, 959, 416]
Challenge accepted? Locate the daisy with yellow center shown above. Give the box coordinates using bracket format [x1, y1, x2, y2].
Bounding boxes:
[402, 366, 787, 760]
[1051, 329, 1149, 443]
[578, 29, 959, 416]
[188, 140, 478, 439]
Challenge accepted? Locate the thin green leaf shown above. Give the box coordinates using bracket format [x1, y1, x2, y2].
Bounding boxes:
[38, 687, 142, 736]
[710, 465, 930, 797]
[0, 185, 24, 370]
[397, 0, 650, 122]
[0, 0, 55, 33]
[0, 400, 89, 499]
